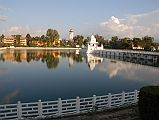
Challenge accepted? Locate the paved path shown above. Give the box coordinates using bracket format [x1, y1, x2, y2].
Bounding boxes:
[34, 105, 140, 120]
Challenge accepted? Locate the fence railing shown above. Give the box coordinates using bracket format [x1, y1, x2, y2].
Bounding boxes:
[0, 90, 139, 120]
[97, 49, 159, 56]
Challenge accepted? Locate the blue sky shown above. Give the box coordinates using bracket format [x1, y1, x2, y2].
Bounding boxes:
[1, 0, 159, 40]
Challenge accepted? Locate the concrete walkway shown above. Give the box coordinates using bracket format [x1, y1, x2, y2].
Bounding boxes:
[34, 105, 140, 120]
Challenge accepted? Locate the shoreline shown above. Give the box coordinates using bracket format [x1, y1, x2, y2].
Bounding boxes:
[0, 47, 81, 50]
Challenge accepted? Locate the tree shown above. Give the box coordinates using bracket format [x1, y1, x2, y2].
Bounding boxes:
[120, 37, 132, 49]
[26, 34, 31, 46]
[83, 37, 90, 46]
[73, 35, 84, 47]
[133, 38, 142, 47]
[0, 34, 4, 43]
[46, 29, 60, 46]
[0, 34, 5, 47]
[95, 34, 105, 45]
[13, 35, 21, 46]
[142, 36, 154, 51]
[110, 36, 118, 48]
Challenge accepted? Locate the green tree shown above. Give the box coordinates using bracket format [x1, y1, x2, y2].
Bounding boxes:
[13, 35, 21, 46]
[121, 37, 132, 49]
[73, 35, 84, 47]
[133, 37, 142, 47]
[26, 34, 31, 46]
[0, 34, 5, 47]
[95, 34, 105, 44]
[110, 36, 118, 48]
[0, 34, 4, 42]
[46, 29, 60, 46]
[142, 36, 154, 51]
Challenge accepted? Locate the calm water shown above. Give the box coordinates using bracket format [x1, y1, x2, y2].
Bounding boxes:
[0, 49, 159, 104]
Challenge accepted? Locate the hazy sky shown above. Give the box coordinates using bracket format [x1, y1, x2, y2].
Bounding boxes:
[0, 0, 159, 40]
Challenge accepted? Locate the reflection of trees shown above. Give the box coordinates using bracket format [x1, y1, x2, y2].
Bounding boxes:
[42, 53, 59, 69]
[14, 52, 21, 63]
[0, 50, 84, 69]
[67, 52, 83, 63]
[73, 54, 83, 62]
[0, 54, 5, 61]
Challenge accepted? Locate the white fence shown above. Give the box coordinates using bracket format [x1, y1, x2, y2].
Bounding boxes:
[0, 90, 139, 120]
[96, 49, 159, 56]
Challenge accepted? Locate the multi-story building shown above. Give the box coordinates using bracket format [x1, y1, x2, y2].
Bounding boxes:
[3, 36, 27, 46]
[20, 36, 27, 46]
[3, 36, 15, 45]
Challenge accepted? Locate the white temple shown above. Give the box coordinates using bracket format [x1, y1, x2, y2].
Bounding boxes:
[86, 35, 103, 54]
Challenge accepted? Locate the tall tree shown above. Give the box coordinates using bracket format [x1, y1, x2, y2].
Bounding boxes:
[0, 34, 5, 43]
[46, 29, 60, 46]
[26, 34, 31, 46]
[13, 35, 21, 46]
[142, 36, 154, 51]
[110, 36, 118, 48]
[95, 34, 104, 44]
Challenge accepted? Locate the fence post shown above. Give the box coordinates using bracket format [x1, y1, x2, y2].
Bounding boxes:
[76, 96, 80, 114]
[121, 91, 125, 105]
[58, 98, 62, 116]
[108, 93, 111, 108]
[93, 95, 96, 106]
[38, 100, 43, 118]
[134, 90, 138, 103]
[17, 101, 22, 119]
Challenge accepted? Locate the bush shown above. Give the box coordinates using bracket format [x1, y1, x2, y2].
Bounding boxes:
[139, 86, 159, 120]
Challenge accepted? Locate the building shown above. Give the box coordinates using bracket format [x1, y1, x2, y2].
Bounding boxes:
[4, 36, 15, 45]
[3, 36, 27, 46]
[86, 35, 103, 54]
[20, 36, 27, 46]
[69, 29, 74, 41]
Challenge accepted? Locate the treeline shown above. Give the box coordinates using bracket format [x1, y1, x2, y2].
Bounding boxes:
[0, 28, 159, 51]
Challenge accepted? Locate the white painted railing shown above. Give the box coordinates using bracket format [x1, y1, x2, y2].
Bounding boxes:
[0, 90, 139, 120]
[98, 49, 159, 55]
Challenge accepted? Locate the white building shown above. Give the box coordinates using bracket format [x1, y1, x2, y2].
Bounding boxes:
[86, 35, 103, 54]
[69, 29, 74, 41]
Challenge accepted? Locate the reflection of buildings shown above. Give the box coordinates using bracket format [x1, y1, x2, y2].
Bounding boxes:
[1, 50, 61, 62]
[87, 54, 103, 71]
[3, 49, 27, 62]
[68, 57, 74, 67]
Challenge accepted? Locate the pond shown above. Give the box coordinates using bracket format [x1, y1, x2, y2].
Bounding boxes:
[0, 49, 159, 104]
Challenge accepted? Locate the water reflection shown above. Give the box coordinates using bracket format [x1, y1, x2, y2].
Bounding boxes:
[0, 49, 83, 69]
[0, 49, 159, 104]
[87, 54, 103, 71]
[0, 90, 19, 104]
[0, 67, 7, 76]
[98, 59, 159, 83]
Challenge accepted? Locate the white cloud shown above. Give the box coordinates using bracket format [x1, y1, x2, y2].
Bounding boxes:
[0, 6, 11, 22]
[0, 15, 7, 21]
[0, 6, 11, 12]
[101, 16, 129, 32]
[6, 25, 31, 35]
[8, 26, 22, 33]
[4, 25, 46, 36]
[101, 9, 159, 40]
